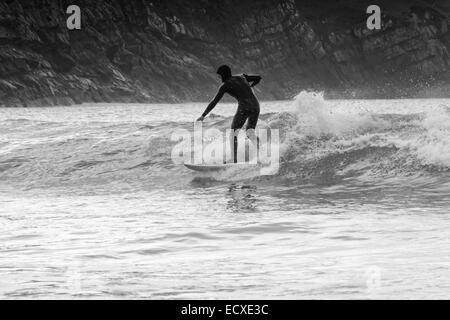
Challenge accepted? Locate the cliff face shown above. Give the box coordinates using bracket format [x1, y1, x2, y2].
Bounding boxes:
[0, 0, 449, 107]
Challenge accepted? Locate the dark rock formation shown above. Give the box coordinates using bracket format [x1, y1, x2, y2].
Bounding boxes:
[0, 0, 449, 107]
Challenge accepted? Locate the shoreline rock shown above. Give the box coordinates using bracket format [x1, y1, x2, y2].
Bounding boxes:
[0, 0, 449, 107]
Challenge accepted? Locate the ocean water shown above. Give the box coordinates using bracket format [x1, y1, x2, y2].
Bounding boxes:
[0, 92, 449, 299]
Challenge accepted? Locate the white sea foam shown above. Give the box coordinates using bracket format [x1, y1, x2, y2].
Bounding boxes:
[0, 100, 449, 299]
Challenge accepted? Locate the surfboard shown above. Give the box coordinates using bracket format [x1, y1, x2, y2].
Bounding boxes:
[184, 162, 258, 172]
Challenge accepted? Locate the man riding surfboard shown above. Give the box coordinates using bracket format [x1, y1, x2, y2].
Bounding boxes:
[196, 65, 262, 163]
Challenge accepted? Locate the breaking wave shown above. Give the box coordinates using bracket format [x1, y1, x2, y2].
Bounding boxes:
[275, 92, 450, 182]
[0, 92, 449, 192]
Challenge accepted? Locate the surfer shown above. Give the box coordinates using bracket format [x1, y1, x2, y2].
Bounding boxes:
[196, 65, 262, 163]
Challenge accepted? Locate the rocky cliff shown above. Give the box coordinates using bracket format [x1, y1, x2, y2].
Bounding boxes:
[0, 0, 449, 107]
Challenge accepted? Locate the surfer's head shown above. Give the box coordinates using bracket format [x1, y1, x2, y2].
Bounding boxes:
[217, 65, 232, 82]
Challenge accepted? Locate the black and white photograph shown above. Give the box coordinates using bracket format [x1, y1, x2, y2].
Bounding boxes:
[0, 0, 449, 303]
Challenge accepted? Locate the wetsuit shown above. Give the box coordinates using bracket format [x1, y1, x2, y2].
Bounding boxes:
[201, 74, 261, 129]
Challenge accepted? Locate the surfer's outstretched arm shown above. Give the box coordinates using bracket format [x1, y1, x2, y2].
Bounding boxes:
[244, 74, 262, 87]
[197, 85, 226, 121]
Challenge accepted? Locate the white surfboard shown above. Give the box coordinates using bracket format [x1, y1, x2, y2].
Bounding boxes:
[184, 162, 258, 172]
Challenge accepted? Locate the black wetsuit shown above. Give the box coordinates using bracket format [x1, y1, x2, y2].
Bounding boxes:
[202, 74, 261, 130]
